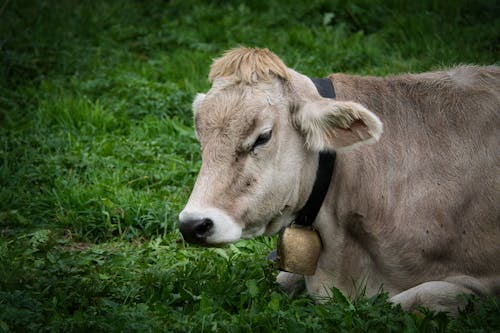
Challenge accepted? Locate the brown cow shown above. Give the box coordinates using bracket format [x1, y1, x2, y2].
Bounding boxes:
[178, 47, 500, 313]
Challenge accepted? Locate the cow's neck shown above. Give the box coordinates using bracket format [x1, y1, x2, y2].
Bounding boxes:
[294, 78, 337, 227]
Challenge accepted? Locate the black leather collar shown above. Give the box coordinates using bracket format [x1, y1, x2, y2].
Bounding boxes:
[310, 77, 336, 100]
[294, 78, 337, 227]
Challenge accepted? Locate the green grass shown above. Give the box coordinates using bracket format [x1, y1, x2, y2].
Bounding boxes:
[1, 0, 499, 331]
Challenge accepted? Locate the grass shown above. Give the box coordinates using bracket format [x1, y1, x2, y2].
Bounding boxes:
[1, 0, 499, 331]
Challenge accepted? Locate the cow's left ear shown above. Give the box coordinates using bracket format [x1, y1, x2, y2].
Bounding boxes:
[293, 99, 383, 151]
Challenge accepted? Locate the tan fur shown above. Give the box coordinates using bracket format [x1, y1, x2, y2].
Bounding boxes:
[209, 47, 291, 83]
[181, 47, 500, 315]
[311, 66, 500, 314]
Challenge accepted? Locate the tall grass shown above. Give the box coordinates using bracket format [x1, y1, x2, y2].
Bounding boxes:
[1, 0, 499, 331]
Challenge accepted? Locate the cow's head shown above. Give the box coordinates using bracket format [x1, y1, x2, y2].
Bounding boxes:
[178, 47, 382, 245]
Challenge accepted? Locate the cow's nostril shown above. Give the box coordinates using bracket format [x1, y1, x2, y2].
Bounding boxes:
[195, 218, 213, 237]
[179, 217, 214, 244]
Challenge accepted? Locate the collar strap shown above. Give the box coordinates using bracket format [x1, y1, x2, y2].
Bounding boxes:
[310, 77, 336, 99]
[294, 78, 337, 227]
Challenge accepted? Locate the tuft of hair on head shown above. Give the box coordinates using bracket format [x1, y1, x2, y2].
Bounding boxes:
[208, 47, 291, 84]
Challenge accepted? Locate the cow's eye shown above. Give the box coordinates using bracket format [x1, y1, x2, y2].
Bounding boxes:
[252, 130, 272, 151]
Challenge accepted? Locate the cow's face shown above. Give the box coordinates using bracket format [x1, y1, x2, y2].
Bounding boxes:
[178, 48, 382, 246]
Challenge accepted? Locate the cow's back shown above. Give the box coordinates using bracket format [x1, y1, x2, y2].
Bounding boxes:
[327, 66, 500, 293]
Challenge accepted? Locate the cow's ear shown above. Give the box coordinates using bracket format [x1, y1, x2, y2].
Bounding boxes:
[293, 99, 383, 151]
[192, 93, 206, 140]
[192, 93, 206, 113]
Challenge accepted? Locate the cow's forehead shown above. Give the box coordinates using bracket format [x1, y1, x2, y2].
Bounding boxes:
[195, 83, 279, 144]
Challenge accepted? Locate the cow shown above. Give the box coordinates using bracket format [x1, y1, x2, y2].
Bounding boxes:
[178, 47, 500, 314]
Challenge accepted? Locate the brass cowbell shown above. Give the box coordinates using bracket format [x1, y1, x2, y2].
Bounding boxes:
[276, 225, 322, 276]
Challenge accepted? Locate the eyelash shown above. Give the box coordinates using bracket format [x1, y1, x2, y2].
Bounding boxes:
[251, 130, 272, 152]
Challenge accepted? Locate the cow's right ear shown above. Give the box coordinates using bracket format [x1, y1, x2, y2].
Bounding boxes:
[192, 93, 206, 113]
[293, 99, 383, 151]
[192, 93, 206, 140]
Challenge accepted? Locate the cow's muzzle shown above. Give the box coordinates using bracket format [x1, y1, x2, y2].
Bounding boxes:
[178, 207, 243, 245]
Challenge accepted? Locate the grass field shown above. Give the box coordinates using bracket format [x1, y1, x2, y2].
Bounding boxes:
[1, 0, 499, 331]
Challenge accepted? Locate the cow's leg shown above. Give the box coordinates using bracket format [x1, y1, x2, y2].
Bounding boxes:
[304, 266, 338, 300]
[390, 275, 490, 315]
[277, 268, 337, 299]
[276, 272, 305, 295]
